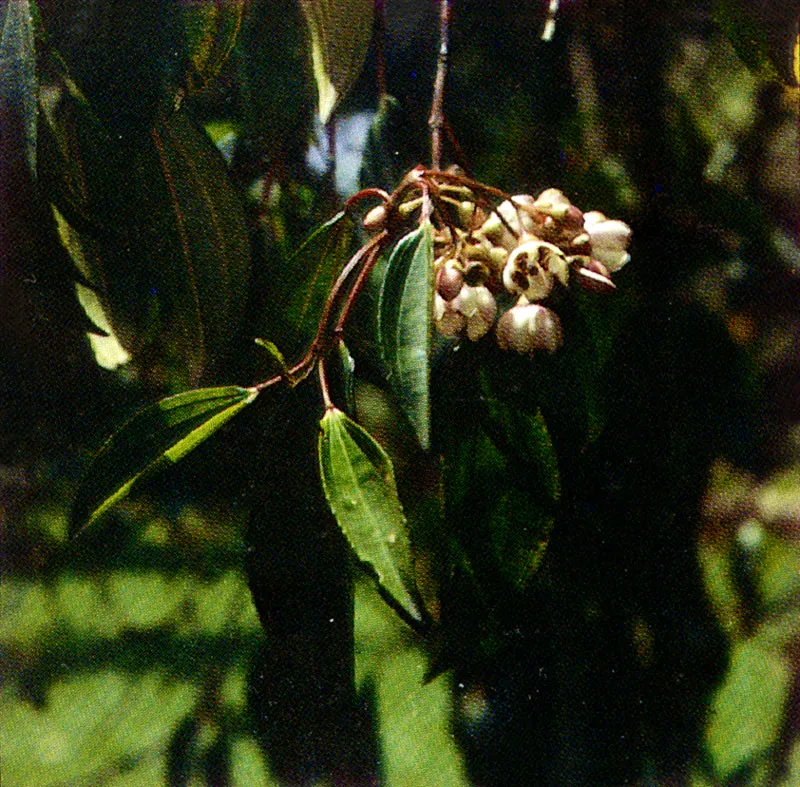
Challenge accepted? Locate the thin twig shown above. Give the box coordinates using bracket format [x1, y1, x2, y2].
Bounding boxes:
[375, 0, 388, 99]
[428, 0, 452, 170]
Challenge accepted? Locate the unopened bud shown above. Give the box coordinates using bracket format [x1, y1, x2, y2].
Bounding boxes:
[362, 204, 387, 232]
[436, 259, 464, 301]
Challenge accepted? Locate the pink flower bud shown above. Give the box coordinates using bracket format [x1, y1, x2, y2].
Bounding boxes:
[436, 259, 464, 301]
[496, 302, 563, 355]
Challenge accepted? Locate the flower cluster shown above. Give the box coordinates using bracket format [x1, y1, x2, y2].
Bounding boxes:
[431, 188, 631, 355]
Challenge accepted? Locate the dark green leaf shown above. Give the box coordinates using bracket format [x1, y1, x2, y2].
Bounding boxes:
[359, 94, 405, 194]
[318, 408, 422, 622]
[71, 386, 259, 535]
[254, 337, 291, 377]
[378, 222, 435, 450]
[489, 488, 555, 591]
[0, 0, 37, 173]
[480, 370, 561, 504]
[298, 0, 374, 123]
[270, 210, 356, 359]
[181, 0, 247, 91]
[43, 98, 253, 383]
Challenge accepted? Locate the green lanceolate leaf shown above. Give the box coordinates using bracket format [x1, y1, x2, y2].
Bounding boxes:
[298, 0, 374, 123]
[378, 221, 435, 450]
[71, 386, 259, 536]
[0, 0, 37, 173]
[277, 210, 356, 357]
[319, 408, 422, 622]
[181, 0, 247, 91]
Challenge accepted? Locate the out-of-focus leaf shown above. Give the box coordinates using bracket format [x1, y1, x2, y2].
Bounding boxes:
[71, 386, 259, 535]
[705, 638, 790, 780]
[359, 94, 404, 193]
[713, 0, 800, 85]
[181, 0, 247, 91]
[0, 0, 36, 173]
[39, 0, 184, 142]
[298, 0, 374, 123]
[489, 487, 554, 590]
[378, 221, 435, 450]
[480, 371, 561, 503]
[269, 210, 356, 359]
[318, 407, 422, 622]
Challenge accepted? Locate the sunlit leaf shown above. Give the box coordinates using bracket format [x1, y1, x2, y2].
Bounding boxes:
[378, 221, 435, 450]
[318, 407, 422, 622]
[355, 579, 471, 786]
[181, 0, 247, 91]
[71, 386, 259, 535]
[0, 0, 36, 173]
[254, 338, 291, 378]
[705, 639, 790, 780]
[298, 0, 374, 123]
[337, 339, 357, 415]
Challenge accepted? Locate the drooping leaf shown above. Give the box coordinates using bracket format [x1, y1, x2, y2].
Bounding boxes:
[298, 0, 374, 123]
[488, 486, 555, 591]
[471, 427, 555, 591]
[0, 0, 37, 173]
[318, 407, 422, 622]
[181, 0, 247, 91]
[71, 386, 259, 535]
[270, 210, 356, 358]
[378, 221, 435, 450]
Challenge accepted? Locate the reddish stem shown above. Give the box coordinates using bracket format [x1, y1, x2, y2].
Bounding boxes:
[429, 0, 452, 170]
